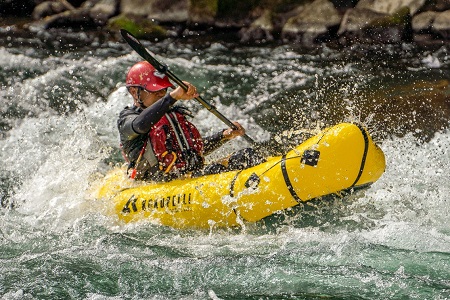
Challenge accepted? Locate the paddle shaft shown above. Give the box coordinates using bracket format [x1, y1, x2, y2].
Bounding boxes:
[120, 29, 255, 145]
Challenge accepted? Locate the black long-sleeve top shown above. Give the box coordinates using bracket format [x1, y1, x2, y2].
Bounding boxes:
[117, 94, 227, 163]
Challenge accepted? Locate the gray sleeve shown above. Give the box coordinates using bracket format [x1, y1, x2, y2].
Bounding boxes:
[203, 129, 227, 155]
[118, 114, 140, 141]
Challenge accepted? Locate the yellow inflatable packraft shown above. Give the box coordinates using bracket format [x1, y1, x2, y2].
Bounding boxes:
[94, 123, 385, 229]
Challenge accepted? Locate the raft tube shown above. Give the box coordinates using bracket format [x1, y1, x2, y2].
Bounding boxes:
[95, 123, 385, 229]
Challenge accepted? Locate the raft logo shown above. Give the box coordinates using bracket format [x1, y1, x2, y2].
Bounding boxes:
[122, 193, 192, 214]
[122, 195, 138, 214]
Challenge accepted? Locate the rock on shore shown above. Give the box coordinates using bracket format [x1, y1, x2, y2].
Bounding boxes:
[0, 0, 449, 46]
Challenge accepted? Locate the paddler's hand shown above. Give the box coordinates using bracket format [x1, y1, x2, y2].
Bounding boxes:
[170, 81, 199, 100]
[223, 122, 245, 140]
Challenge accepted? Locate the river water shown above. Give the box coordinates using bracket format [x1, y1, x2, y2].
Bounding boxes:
[0, 34, 449, 299]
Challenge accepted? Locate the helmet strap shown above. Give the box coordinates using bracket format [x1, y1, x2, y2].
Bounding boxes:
[136, 87, 147, 109]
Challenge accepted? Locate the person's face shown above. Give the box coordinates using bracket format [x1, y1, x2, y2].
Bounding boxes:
[131, 87, 167, 108]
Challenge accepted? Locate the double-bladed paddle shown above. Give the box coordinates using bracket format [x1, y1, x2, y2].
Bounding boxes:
[120, 29, 256, 145]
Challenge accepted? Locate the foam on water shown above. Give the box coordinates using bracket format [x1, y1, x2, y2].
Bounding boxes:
[1, 42, 449, 299]
[4, 161, 448, 297]
[2, 43, 448, 221]
[359, 131, 450, 232]
[4, 97, 449, 240]
[1, 43, 448, 235]
[2, 112, 107, 229]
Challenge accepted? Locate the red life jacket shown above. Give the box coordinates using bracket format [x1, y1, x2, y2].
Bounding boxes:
[149, 108, 204, 174]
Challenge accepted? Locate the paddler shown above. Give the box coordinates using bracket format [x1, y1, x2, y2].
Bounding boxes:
[118, 61, 263, 181]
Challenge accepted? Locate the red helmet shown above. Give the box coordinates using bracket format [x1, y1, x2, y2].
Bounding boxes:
[126, 61, 174, 92]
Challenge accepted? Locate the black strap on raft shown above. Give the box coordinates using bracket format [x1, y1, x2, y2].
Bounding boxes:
[228, 170, 244, 220]
[228, 171, 243, 198]
[227, 124, 370, 207]
[228, 156, 303, 203]
[281, 155, 303, 203]
[351, 124, 369, 187]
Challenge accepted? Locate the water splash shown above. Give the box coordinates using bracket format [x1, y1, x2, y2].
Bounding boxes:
[1, 41, 449, 299]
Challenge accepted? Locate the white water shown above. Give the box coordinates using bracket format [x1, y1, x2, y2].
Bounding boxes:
[1, 42, 449, 299]
[1, 44, 448, 238]
[2, 84, 449, 240]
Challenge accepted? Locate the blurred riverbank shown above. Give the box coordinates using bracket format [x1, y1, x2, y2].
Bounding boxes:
[1, 0, 449, 49]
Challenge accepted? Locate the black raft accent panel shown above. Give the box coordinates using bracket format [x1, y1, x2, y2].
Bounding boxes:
[301, 150, 320, 167]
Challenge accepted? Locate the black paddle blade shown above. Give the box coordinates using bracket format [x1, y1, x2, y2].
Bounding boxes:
[120, 29, 166, 73]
